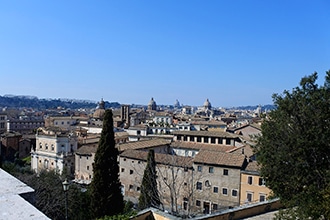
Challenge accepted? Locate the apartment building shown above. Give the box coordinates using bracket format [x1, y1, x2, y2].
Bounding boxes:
[240, 161, 271, 205]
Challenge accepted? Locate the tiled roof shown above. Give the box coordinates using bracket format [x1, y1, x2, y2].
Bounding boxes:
[117, 138, 171, 151]
[243, 160, 260, 174]
[120, 149, 193, 168]
[76, 143, 98, 155]
[194, 149, 246, 168]
[170, 141, 237, 152]
[190, 120, 226, 126]
[229, 144, 255, 158]
[173, 130, 239, 138]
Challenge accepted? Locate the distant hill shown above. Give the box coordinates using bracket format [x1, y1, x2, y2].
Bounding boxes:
[0, 95, 121, 110]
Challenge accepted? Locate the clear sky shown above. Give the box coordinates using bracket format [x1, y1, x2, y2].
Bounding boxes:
[0, 1, 329, 107]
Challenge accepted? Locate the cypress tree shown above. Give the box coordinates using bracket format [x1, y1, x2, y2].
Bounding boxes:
[138, 149, 161, 210]
[90, 109, 124, 218]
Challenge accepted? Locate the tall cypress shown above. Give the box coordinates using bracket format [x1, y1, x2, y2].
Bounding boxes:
[90, 109, 124, 218]
[138, 149, 161, 210]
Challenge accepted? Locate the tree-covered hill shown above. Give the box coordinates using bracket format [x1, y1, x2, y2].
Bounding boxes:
[0, 95, 121, 110]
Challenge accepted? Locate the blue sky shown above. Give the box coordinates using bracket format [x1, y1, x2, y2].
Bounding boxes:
[0, 1, 329, 107]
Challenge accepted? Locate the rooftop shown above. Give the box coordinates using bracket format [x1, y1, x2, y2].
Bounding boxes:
[194, 149, 247, 168]
[0, 169, 50, 219]
[117, 138, 171, 151]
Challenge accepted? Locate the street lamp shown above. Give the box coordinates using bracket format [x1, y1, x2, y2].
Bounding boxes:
[62, 179, 69, 220]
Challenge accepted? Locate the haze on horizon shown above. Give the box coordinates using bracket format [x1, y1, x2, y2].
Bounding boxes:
[0, 1, 329, 107]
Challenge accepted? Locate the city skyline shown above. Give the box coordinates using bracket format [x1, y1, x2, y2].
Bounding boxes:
[0, 1, 329, 107]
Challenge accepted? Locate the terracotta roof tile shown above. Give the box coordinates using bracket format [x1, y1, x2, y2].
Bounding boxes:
[120, 150, 193, 168]
[76, 143, 98, 155]
[194, 149, 246, 168]
[117, 139, 171, 151]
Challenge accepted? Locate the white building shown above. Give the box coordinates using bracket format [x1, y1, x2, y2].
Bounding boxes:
[31, 128, 77, 175]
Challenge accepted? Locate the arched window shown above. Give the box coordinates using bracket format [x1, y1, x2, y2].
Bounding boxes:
[44, 160, 49, 169]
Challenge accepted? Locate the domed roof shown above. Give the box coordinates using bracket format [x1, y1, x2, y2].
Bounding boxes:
[203, 98, 212, 109]
[93, 98, 106, 119]
[148, 97, 156, 106]
[93, 108, 105, 119]
[148, 97, 157, 110]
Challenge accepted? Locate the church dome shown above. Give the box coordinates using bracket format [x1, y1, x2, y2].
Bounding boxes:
[148, 97, 157, 111]
[203, 98, 212, 110]
[93, 98, 106, 119]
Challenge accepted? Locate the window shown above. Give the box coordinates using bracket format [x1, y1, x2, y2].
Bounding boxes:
[196, 200, 201, 206]
[45, 144, 48, 150]
[197, 165, 202, 172]
[197, 136, 201, 142]
[209, 167, 214, 173]
[184, 167, 188, 172]
[183, 198, 188, 210]
[137, 187, 140, 191]
[205, 180, 211, 187]
[248, 176, 253, 185]
[86, 156, 89, 160]
[177, 135, 182, 141]
[259, 178, 266, 186]
[213, 187, 218, 193]
[232, 189, 238, 197]
[222, 188, 228, 195]
[39, 143, 42, 149]
[129, 185, 133, 190]
[247, 193, 253, 202]
[44, 160, 49, 169]
[51, 144, 54, 151]
[211, 137, 216, 144]
[196, 182, 202, 190]
[223, 169, 228, 175]
[121, 168, 125, 172]
[212, 204, 218, 211]
[226, 138, 231, 145]
[130, 170, 134, 174]
[259, 194, 266, 202]
[203, 137, 208, 143]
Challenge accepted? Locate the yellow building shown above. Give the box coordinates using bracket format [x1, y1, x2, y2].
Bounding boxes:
[240, 160, 272, 205]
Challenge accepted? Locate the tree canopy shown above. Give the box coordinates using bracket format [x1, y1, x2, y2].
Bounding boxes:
[255, 71, 330, 219]
[138, 149, 161, 210]
[90, 109, 124, 218]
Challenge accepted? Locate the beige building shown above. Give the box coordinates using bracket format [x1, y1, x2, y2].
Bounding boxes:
[172, 130, 243, 147]
[75, 142, 97, 184]
[117, 134, 248, 216]
[192, 150, 247, 214]
[119, 149, 194, 215]
[44, 116, 83, 130]
[31, 127, 77, 175]
[74, 131, 129, 184]
[240, 161, 272, 205]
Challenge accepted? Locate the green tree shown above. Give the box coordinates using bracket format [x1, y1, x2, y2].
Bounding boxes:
[255, 71, 330, 219]
[138, 149, 161, 210]
[90, 109, 124, 218]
